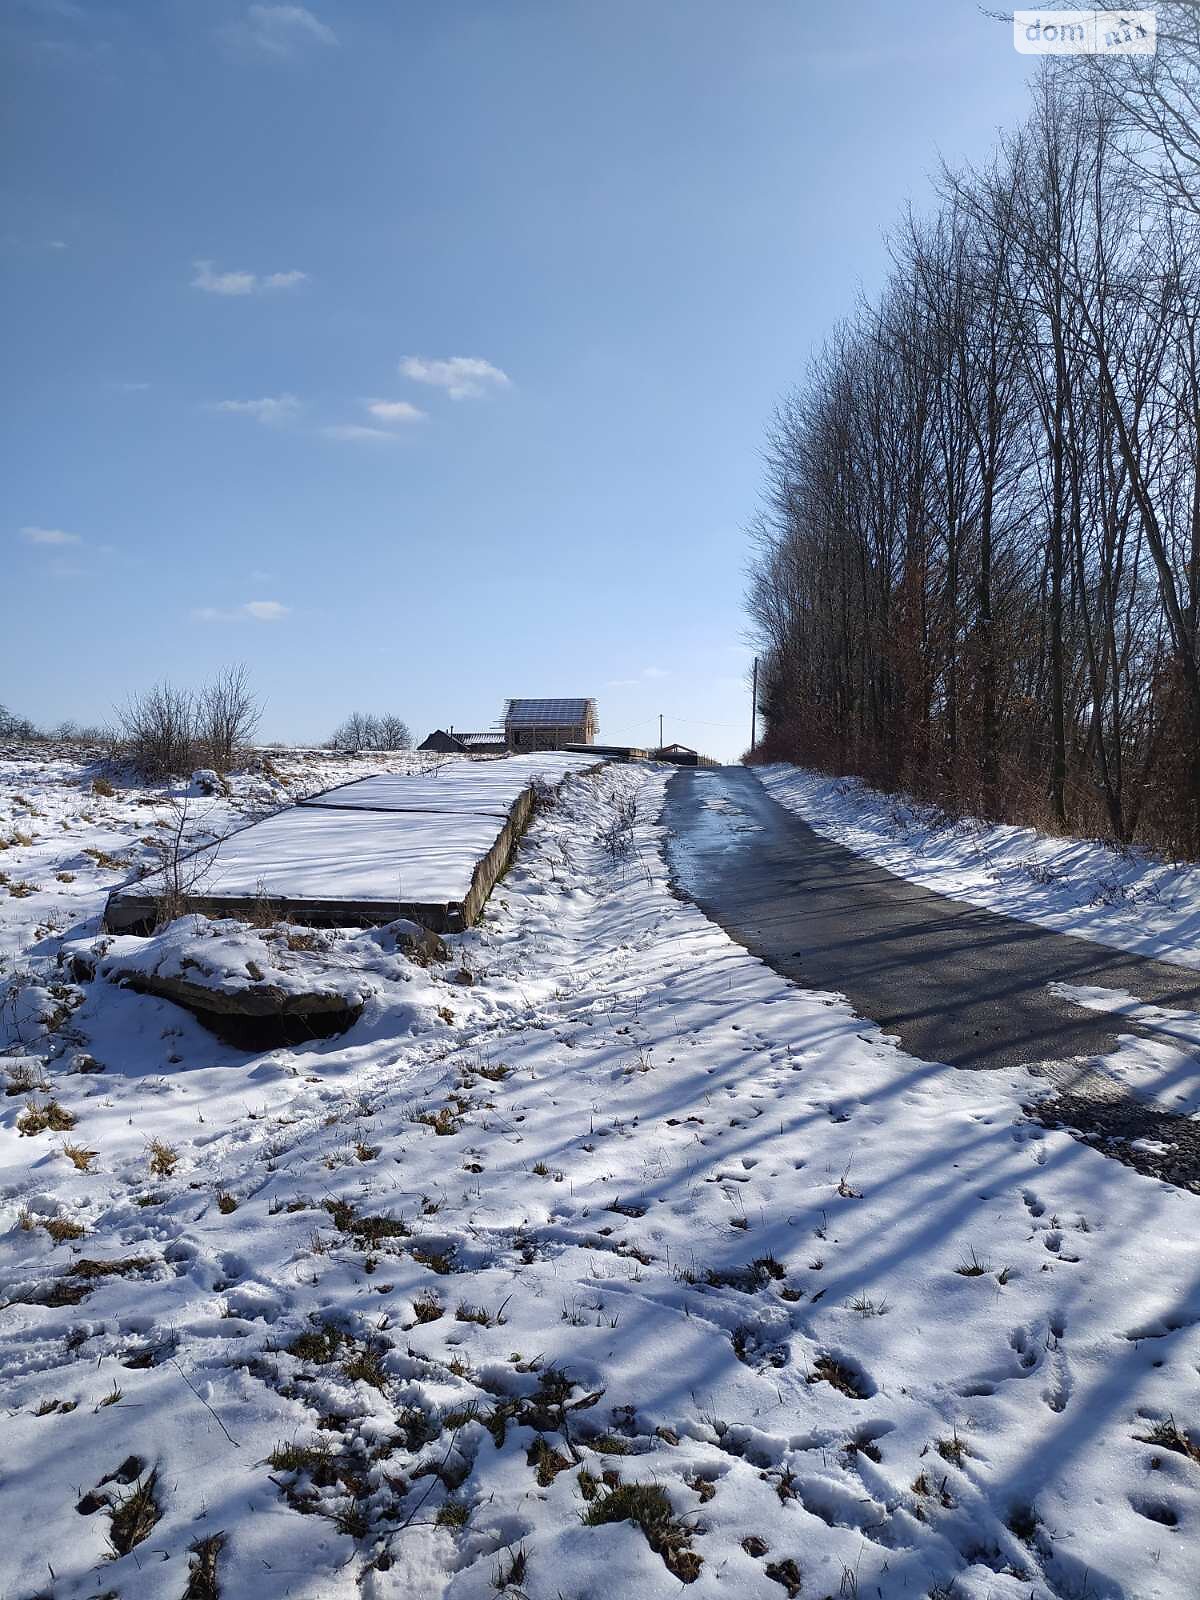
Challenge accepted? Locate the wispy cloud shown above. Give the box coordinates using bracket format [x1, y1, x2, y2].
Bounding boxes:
[322, 423, 399, 442]
[211, 394, 301, 426]
[323, 399, 427, 441]
[604, 666, 670, 689]
[192, 261, 255, 296]
[222, 4, 338, 60]
[193, 599, 291, 623]
[399, 355, 510, 401]
[366, 399, 426, 424]
[191, 260, 308, 296]
[262, 268, 307, 289]
[20, 525, 80, 546]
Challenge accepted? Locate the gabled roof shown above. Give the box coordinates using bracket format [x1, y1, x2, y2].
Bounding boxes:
[418, 729, 466, 751]
[503, 697, 596, 728]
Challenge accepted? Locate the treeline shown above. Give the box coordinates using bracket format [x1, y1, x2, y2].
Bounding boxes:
[2, 678, 416, 775]
[748, 20, 1200, 857]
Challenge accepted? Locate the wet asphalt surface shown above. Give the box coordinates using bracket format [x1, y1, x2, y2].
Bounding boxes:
[664, 766, 1200, 1187]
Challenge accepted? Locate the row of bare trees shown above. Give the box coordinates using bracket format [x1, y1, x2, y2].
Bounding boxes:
[328, 713, 412, 753]
[748, 25, 1200, 857]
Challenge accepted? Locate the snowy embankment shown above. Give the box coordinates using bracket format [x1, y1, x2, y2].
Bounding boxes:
[2, 756, 1199, 1599]
[755, 765, 1200, 969]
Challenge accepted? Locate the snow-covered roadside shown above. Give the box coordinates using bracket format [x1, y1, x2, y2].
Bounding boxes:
[755, 765, 1200, 968]
[3, 761, 1199, 1600]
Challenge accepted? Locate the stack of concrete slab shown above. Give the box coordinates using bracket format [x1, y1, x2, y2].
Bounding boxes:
[104, 752, 601, 934]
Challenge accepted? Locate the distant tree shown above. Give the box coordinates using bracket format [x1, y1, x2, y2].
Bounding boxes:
[330, 712, 380, 753]
[375, 714, 412, 751]
[117, 681, 198, 779]
[0, 704, 42, 740]
[196, 664, 262, 772]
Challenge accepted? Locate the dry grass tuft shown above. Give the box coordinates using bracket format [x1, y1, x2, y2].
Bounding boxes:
[412, 1291, 445, 1324]
[5, 1061, 51, 1095]
[808, 1354, 869, 1398]
[146, 1138, 178, 1177]
[43, 1216, 85, 1243]
[581, 1480, 701, 1583]
[528, 1436, 572, 1485]
[17, 1098, 76, 1135]
[183, 1531, 226, 1599]
[107, 1469, 162, 1557]
[936, 1429, 970, 1466]
[1135, 1417, 1200, 1464]
[955, 1248, 991, 1277]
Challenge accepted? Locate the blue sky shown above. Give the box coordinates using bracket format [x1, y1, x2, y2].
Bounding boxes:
[2, 1, 1036, 761]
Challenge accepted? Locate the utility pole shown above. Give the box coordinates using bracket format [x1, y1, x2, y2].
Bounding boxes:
[750, 657, 758, 754]
[658, 713, 663, 751]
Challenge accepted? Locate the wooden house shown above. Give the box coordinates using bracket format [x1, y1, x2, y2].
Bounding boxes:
[502, 698, 598, 752]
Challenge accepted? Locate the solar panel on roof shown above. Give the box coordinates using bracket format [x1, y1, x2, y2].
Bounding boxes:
[503, 698, 594, 726]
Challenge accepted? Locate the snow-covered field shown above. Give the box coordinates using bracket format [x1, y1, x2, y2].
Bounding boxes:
[3, 752, 1200, 1599]
[755, 766, 1200, 969]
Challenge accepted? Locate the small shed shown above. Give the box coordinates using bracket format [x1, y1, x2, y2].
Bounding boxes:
[419, 729, 467, 753]
[503, 698, 598, 752]
[655, 742, 700, 767]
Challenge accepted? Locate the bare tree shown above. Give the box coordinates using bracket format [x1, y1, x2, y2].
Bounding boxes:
[748, 65, 1200, 856]
[1078, 2, 1200, 215]
[141, 797, 227, 927]
[0, 705, 40, 740]
[196, 664, 262, 772]
[329, 712, 411, 752]
[375, 714, 412, 751]
[117, 681, 197, 779]
[330, 712, 379, 753]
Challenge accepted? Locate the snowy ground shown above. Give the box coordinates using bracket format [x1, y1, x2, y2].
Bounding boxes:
[754, 766, 1200, 969]
[2, 753, 1199, 1599]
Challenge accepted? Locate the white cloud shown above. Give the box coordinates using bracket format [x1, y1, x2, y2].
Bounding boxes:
[20, 525, 80, 546]
[399, 355, 511, 401]
[366, 399, 426, 425]
[642, 666, 670, 679]
[193, 599, 290, 623]
[191, 260, 308, 296]
[322, 424, 398, 442]
[48, 239, 67, 250]
[211, 394, 300, 426]
[262, 268, 308, 289]
[223, 4, 338, 59]
[191, 260, 256, 296]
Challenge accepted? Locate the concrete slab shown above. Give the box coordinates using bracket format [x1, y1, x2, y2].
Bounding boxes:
[299, 753, 598, 817]
[104, 753, 603, 934]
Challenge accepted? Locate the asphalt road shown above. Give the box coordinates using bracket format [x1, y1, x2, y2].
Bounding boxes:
[663, 765, 1200, 1075]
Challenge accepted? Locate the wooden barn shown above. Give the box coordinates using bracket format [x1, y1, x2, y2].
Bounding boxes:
[503, 697, 597, 752]
[418, 729, 466, 753]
